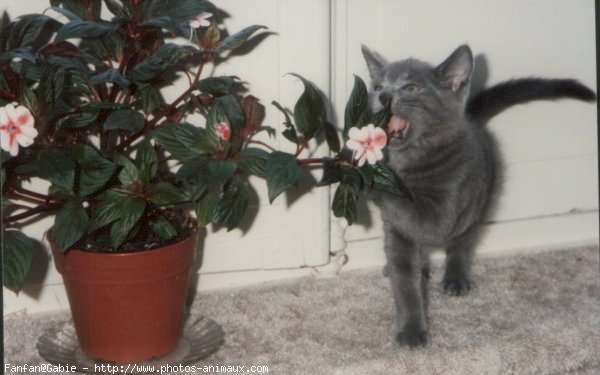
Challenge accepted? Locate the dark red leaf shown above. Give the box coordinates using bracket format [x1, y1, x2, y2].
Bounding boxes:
[40, 41, 81, 57]
[240, 95, 265, 139]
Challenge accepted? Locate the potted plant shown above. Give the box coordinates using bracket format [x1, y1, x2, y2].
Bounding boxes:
[1, 0, 408, 364]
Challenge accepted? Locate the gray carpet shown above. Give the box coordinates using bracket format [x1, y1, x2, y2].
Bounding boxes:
[4, 245, 600, 374]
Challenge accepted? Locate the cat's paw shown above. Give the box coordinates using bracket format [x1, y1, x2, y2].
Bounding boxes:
[442, 277, 472, 296]
[395, 328, 429, 348]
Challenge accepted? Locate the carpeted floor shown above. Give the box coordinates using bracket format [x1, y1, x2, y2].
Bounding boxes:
[4, 245, 600, 374]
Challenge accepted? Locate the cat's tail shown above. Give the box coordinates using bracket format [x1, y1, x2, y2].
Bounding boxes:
[466, 78, 596, 123]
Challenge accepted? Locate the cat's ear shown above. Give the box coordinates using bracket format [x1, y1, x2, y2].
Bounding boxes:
[362, 45, 388, 79]
[436, 45, 473, 92]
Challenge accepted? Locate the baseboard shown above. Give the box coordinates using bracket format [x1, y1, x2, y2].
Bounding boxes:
[342, 211, 599, 272]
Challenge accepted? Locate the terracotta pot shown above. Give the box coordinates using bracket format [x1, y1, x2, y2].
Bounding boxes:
[51, 235, 197, 363]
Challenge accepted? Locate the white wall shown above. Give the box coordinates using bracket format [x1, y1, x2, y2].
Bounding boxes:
[3, 0, 598, 314]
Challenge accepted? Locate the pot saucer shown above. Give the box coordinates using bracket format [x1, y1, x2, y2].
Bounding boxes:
[36, 316, 224, 374]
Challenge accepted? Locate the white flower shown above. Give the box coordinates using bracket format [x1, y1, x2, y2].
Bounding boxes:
[345, 124, 387, 167]
[189, 12, 213, 28]
[214, 122, 231, 141]
[0, 104, 37, 156]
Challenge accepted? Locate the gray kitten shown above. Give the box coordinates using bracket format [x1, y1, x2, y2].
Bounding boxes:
[362, 44, 596, 347]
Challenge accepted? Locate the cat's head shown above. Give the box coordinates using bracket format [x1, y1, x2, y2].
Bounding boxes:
[362, 45, 473, 151]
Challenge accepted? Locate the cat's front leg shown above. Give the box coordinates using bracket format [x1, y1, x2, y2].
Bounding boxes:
[384, 224, 429, 347]
[442, 225, 479, 296]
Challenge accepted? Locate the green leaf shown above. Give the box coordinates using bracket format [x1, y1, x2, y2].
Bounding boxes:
[129, 43, 195, 82]
[54, 0, 100, 19]
[55, 20, 112, 42]
[1, 150, 10, 163]
[148, 182, 183, 205]
[195, 192, 218, 226]
[2, 230, 33, 293]
[198, 76, 238, 95]
[213, 181, 249, 230]
[0, 47, 37, 64]
[115, 154, 141, 188]
[217, 25, 267, 52]
[103, 0, 129, 17]
[40, 149, 76, 191]
[11, 14, 60, 47]
[215, 95, 245, 133]
[135, 139, 157, 185]
[373, 163, 413, 200]
[152, 123, 214, 161]
[152, 216, 177, 240]
[176, 157, 209, 182]
[317, 158, 342, 187]
[182, 180, 207, 202]
[60, 111, 99, 129]
[291, 74, 327, 141]
[88, 190, 125, 232]
[110, 198, 146, 249]
[358, 164, 376, 190]
[238, 147, 269, 178]
[48, 6, 82, 21]
[331, 183, 358, 225]
[149, 0, 215, 24]
[265, 151, 304, 203]
[90, 68, 130, 89]
[53, 200, 89, 251]
[103, 109, 145, 133]
[323, 120, 341, 153]
[205, 101, 229, 142]
[344, 75, 369, 135]
[38, 68, 65, 106]
[271, 100, 298, 144]
[208, 160, 237, 181]
[71, 145, 118, 197]
[18, 87, 37, 116]
[282, 128, 299, 144]
[136, 84, 165, 115]
[16, 149, 75, 191]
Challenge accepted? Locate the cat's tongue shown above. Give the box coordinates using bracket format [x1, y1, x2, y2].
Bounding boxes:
[388, 115, 408, 139]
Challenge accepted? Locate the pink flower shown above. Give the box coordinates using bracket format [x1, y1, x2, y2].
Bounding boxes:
[345, 124, 387, 167]
[214, 122, 231, 141]
[0, 104, 37, 157]
[189, 12, 213, 28]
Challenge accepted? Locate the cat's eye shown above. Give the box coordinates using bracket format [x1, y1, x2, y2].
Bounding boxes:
[403, 84, 422, 93]
[374, 85, 384, 92]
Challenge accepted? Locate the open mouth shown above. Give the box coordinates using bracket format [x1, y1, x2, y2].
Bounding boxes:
[388, 115, 409, 140]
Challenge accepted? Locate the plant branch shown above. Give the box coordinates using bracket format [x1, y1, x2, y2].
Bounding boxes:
[150, 57, 206, 127]
[297, 157, 325, 166]
[8, 187, 58, 204]
[3, 202, 63, 225]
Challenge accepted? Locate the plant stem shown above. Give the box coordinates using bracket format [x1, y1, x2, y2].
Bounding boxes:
[150, 57, 206, 127]
[3, 202, 63, 225]
[9, 187, 56, 204]
[297, 157, 324, 166]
